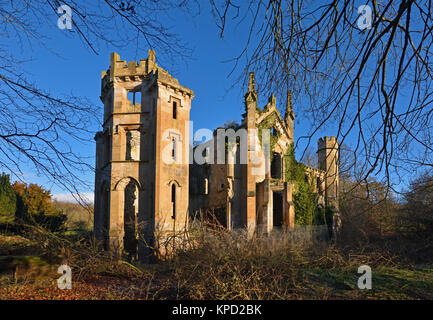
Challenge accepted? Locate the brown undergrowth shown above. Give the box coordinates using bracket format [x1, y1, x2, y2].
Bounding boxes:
[0, 221, 432, 300]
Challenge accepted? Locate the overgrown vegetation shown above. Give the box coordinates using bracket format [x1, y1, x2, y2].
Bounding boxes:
[222, 115, 330, 229]
[257, 112, 279, 162]
[1, 174, 433, 300]
[283, 144, 324, 226]
[1, 216, 432, 300]
[340, 173, 433, 251]
[0, 173, 67, 232]
[399, 174, 433, 239]
[256, 112, 325, 227]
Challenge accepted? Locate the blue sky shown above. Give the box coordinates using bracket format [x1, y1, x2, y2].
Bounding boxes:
[9, 2, 323, 200]
[7, 1, 421, 201]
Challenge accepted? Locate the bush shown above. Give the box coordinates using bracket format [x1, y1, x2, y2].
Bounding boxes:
[0, 180, 69, 232]
[30, 213, 68, 232]
[398, 174, 433, 239]
[293, 182, 316, 225]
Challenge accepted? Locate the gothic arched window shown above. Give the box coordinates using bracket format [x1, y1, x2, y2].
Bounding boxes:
[171, 184, 176, 219]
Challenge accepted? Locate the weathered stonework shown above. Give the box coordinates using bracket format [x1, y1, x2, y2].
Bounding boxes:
[94, 52, 339, 261]
[94, 50, 193, 261]
[189, 72, 339, 235]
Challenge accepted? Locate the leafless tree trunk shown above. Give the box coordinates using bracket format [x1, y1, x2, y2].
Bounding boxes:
[210, 0, 433, 192]
[0, 0, 198, 203]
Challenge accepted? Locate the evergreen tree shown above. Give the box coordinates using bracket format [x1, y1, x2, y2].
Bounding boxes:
[12, 181, 66, 231]
[0, 173, 16, 224]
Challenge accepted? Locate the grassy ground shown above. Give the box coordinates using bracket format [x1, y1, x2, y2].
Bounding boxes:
[0, 228, 432, 300]
[295, 266, 433, 299]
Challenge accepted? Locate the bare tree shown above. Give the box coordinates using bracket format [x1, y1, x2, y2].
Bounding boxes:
[209, 0, 433, 191]
[0, 0, 198, 203]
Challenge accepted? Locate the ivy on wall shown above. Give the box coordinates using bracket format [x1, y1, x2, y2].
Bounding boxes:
[284, 144, 327, 226]
[256, 112, 330, 227]
[313, 204, 327, 225]
[293, 182, 317, 225]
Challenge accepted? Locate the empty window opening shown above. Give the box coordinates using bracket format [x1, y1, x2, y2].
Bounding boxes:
[127, 90, 141, 105]
[171, 184, 176, 219]
[173, 101, 177, 119]
[134, 91, 141, 105]
[171, 138, 177, 161]
[205, 147, 211, 163]
[271, 153, 282, 179]
[204, 178, 208, 195]
[273, 191, 283, 227]
[236, 142, 241, 164]
[127, 91, 134, 104]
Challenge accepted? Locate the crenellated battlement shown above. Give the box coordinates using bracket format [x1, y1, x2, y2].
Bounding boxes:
[101, 50, 193, 97]
[95, 59, 340, 259]
[317, 135, 339, 211]
[101, 50, 157, 91]
[94, 50, 194, 261]
[305, 165, 325, 176]
[110, 50, 156, 78]
[318, 136, 338, 150]
[318, 135, 337, 143]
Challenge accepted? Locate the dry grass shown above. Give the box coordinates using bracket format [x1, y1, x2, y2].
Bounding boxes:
[1, 222, 432, 300]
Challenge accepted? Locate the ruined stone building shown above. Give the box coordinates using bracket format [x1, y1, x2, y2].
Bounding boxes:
[94, 51, 339, 260]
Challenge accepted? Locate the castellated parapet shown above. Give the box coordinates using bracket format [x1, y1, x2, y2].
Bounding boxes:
[94, 50, 194, 262]
[317, 136, 339, 212]
[94, 53, 340, 261]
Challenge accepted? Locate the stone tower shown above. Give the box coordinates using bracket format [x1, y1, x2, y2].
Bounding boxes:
[243, 72, 258, 235]
[94, 51, 194, 260]
[317, 136, 339, 212]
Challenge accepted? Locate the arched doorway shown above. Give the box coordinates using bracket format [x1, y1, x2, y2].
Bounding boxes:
[100, 182, 110, 251]
[123, 181, 139, 259]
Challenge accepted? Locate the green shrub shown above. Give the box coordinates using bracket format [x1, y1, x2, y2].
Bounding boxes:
[284, 144, 319, 226]
[11, 181, 67, 232]
[293, 181, 317, 225]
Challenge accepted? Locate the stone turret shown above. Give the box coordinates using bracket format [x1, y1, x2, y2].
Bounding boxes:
[94, 50, 194, 261]
[244, 72, 258, 112]
[317, 136, 339, 212]
[284, 90, 295, 143]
